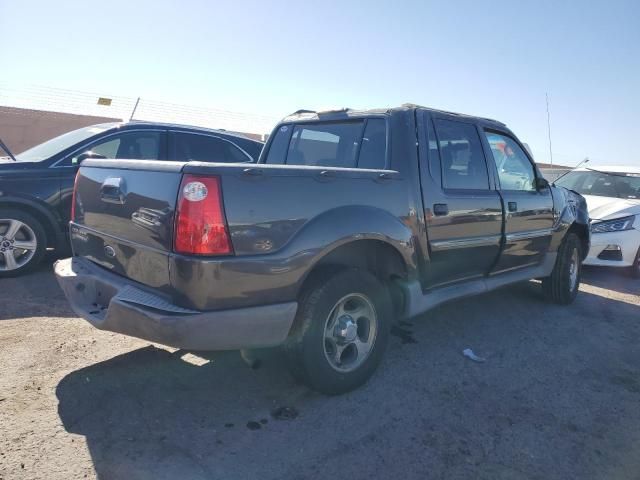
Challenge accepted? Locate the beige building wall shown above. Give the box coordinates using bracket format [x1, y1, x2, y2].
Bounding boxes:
[0, 107, 120, 155]
[0, 106, 265, 155]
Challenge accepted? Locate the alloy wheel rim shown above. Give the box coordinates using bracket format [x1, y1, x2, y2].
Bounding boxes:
[323, 293, 378, 373]
[0, 219, 37, 271]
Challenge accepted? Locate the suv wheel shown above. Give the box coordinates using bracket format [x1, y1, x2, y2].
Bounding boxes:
[285, 269, 392, 395]
[0, 209, 47, 277]
[542, 233, 582, 305]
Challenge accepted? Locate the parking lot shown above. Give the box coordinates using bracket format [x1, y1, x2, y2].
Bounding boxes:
[0, 257, 638, 480]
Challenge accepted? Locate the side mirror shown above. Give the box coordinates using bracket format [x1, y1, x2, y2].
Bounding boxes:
[73, 151, 107, 164]
[535, 177, 550, 190]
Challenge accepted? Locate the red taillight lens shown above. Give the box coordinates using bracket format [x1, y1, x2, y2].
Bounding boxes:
[70, 170, 80, 222]
[174, 174, 232, 255]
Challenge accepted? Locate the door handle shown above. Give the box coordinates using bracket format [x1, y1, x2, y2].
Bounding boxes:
[100, 177, 126, 204]
[433, 203, 449, 216]
[508, 201, 518, 213]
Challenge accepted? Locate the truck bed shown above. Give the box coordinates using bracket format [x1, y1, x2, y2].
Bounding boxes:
[72, 158, 419, 310]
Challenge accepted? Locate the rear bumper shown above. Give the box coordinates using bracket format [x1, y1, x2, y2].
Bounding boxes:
[54, 257, 298, 350]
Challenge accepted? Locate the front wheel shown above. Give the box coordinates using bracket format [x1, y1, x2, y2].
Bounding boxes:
[542, 233, 582, 305]
[0, 209, 47, 277]
[629, 247, 640, 279]
[284, 269, 392, 395]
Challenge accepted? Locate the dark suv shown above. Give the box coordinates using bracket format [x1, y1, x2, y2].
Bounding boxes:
[0, 121, 263, 276]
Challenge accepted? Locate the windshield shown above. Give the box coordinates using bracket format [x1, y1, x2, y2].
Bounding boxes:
[14, 125, 113, 162]
[556, 169, 640, 199]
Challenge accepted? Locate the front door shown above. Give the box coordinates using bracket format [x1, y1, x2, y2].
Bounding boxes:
[482, 130, 554, 273]
[420, 114, 504, 287]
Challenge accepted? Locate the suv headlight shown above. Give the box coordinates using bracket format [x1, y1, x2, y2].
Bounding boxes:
[591, 215, 636, 234]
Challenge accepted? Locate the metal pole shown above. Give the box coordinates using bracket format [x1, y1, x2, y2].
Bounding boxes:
[545, 93, 553, 167]
[129, 97, 141, 121]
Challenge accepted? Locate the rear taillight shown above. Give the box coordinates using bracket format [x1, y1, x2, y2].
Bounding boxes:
[174, 174, 232, 255]
[70, 170, 80, 222]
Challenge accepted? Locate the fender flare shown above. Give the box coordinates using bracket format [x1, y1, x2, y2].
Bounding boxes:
[549, 188, 590, 254]
[288, 205, 417, 287]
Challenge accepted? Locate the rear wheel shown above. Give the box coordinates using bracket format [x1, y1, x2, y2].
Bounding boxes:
[542, 233, 582, 305]
[0, 209, 47, 277]
[284, 269, 392, 395]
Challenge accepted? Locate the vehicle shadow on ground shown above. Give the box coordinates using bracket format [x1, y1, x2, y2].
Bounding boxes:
[0, 252, 72, 320]
[55, 278, 640, 480]
[581, 266, 640, 297]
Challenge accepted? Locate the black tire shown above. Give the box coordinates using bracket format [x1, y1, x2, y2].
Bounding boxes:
[0, 208, 47, 278]
[542, 233, 582, 305]
[629, 247, 640, 279]
[284, 269, 392, 395]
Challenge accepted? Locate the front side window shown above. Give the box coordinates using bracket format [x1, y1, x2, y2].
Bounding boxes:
[172, 133, 250, 163]
[434, 119, 489, 190]
[485, 132, 536, 191]
[69, 131, 161, 165]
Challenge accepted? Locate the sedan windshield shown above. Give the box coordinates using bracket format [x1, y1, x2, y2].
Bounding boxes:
[15, 125, 113, 162]
[556, 169, 640, 199]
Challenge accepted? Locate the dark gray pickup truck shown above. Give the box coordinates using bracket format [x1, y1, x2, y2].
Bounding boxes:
[55, 105, 590, 394]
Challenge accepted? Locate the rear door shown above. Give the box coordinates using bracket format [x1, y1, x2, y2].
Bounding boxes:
[419, 113, 503, 287]
[482, 129, 554, 272]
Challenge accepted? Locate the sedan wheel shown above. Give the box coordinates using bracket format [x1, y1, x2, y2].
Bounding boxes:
[0, 209, 47, 277]
[0, 219, 38, 271]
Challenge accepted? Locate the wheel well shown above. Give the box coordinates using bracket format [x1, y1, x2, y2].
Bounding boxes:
[0, 202, 59, 249]
[568, 222, 589, 260]
[299, 239, 408, 313]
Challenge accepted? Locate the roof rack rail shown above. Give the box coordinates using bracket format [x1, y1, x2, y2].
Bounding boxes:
[289, 109, 317, 115]
[317, 107, 350, 114]
[403, 103, 506, 126]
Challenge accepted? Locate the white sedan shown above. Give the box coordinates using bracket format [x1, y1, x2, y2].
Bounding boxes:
[555, 165, 640, 277]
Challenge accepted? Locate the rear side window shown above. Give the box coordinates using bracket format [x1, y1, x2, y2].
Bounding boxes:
[427, 120, 442, 185]
[434, 119, 489, 190]
[172, 133, 250, 163]
[357, 119, 386, 169]
[265, 119, 387, 169]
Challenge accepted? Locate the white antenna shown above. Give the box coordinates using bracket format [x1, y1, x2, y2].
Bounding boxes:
[545, 93, 553, 166]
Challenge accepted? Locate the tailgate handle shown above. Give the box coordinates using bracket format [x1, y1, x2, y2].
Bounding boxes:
[100, 177, 126, 204]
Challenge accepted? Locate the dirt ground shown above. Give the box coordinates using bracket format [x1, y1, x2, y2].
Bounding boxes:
[0, 256, 639, 480]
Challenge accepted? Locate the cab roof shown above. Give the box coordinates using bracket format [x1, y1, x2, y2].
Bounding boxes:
[281, 104, 506, 128]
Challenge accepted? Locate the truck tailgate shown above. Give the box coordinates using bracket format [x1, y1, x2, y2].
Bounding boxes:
[72, 160, 184, 289]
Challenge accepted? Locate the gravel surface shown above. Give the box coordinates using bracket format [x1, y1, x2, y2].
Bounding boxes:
[0, 257, 639, 480]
